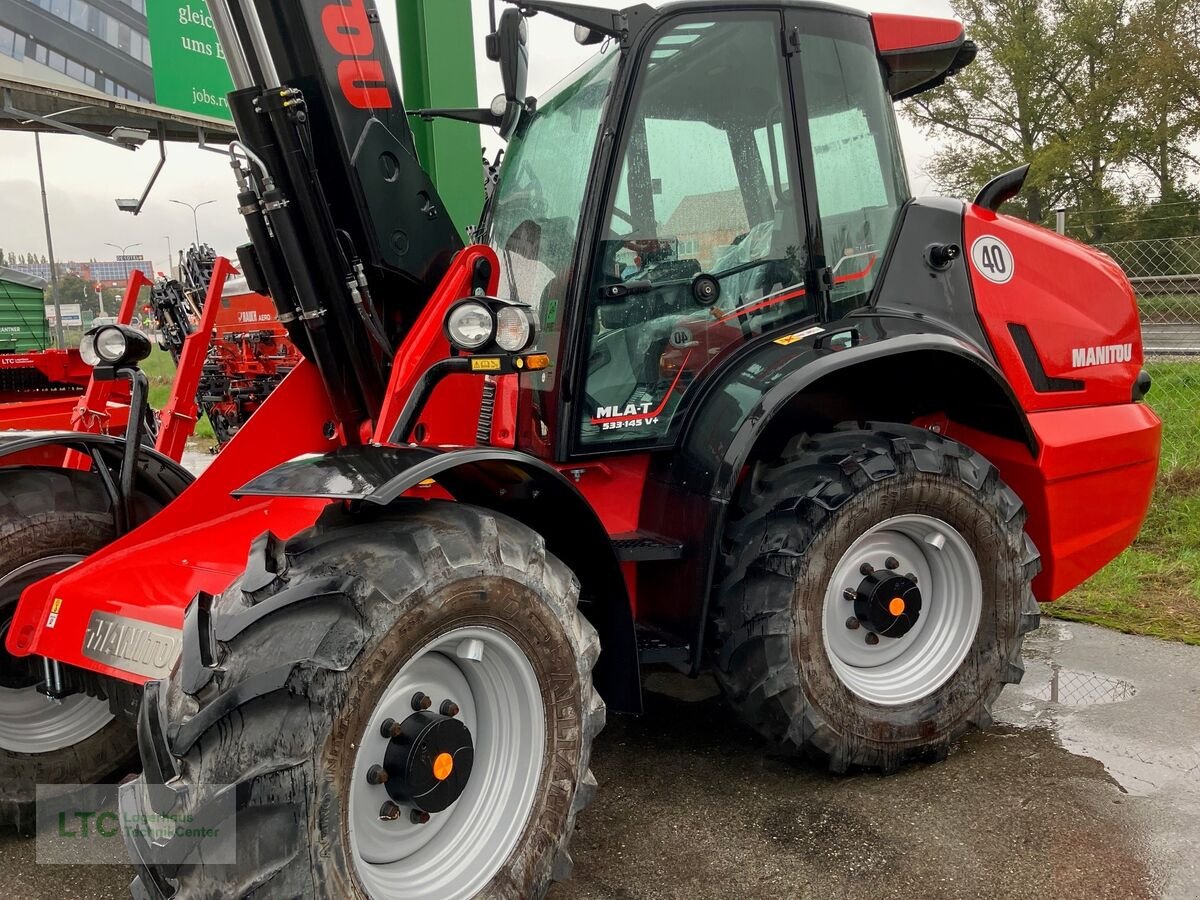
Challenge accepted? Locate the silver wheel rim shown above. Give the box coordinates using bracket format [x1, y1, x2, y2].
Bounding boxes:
[0, 555, 114, 753]
[349, 625, 546, 900]
[822, 515, 983, 706]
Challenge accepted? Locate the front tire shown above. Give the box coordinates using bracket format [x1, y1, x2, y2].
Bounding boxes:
[714, 424, 1041, 772]
[0, 468, 138, 833]
[122, 502, 604, 899]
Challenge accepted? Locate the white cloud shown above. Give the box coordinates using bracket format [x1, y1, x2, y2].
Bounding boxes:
[0, 0, 952, 273]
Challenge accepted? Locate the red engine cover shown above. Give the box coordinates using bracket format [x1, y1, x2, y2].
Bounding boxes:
[964, 205, 1144, 411]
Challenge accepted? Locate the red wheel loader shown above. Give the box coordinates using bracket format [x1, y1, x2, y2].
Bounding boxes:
[0, 2, 1160, 897]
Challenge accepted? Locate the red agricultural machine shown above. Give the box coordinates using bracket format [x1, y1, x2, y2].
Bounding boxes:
[151, 246, 301, 446]
[0, 2, 1161, 898]
[0, 269, 154, 435]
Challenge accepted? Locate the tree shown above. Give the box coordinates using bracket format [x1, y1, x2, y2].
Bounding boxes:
[903, 0, 1196, 222]
[904, 0, 1074, 221]
[1123, 0, 1200, 199]
[47, 273, 102, 316]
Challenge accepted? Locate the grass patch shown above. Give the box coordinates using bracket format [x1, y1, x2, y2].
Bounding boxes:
[144, 346, 215, 443]
[1047, 470, 1200, 645]
[1145, 360, 1200, 472]
[1047, 360, 1200, 644]
[1137, 292, 1200, 323]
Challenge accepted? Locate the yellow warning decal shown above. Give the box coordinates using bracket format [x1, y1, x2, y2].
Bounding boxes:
[774, 326, 825, 346]
[470, 357, 502, 372]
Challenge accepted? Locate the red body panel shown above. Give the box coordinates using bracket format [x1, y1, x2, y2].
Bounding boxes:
[870, 13, 964, 52]
[551, 455, 654, 613]
[373, 246, 500, 446]
[964, 207, 1144, 411]
[944, 404, 1160, 601]
[6, 361, 338, 677]
[0, 397, 131, 435]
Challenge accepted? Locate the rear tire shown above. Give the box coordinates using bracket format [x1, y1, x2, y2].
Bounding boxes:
[0, 468, 138, 833]
[714, 423, 1041, 772]
[122, 502, 604, 899]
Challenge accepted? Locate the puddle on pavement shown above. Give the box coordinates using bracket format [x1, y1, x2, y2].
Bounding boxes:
[1023, 664, 1138, 707]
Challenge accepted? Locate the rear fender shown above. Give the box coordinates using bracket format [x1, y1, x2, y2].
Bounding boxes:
[640, 331, 1036, 672]
[237, 446, 642, 714]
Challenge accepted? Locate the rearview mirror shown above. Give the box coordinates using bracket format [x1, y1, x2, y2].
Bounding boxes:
[495, 9, 529, 140]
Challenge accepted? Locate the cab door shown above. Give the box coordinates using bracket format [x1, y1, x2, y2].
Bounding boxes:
[784, 7, 911, 317]
[568, 9, 815, 454]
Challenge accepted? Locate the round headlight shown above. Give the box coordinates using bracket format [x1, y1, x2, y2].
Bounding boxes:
[95, 326, 129, 364]
[446, 301, 496, 351]
[79, 333, 99, 367]
[495, 305, 537, 353]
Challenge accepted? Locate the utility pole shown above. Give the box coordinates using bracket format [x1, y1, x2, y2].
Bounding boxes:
[164, 235, 174, 277]
[35, 132, 66, 348]
[396, 0, 484, 239]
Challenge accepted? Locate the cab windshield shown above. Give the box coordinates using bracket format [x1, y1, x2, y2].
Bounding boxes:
[486, 50, 619, 332]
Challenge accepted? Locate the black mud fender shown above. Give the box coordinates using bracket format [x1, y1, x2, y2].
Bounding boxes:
[236, 445, 642, 714]
[0, 431, 193, 519]
[641, 328, 1036, 673]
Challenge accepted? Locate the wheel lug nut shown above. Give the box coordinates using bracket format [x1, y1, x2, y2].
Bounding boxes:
[410, 809, 431, 826]
[845, 617, 860, 630]
[906, 572, 918, 584]
[379, 718, 403, 739]
[859, 562, 874, 576]
[366, 764, 388, 786]
[885, 557, 900, 570]
[440, 700, 460, 717]
[411, 692, 432, 712]
[865, 632, 880, 646]
[843, 588, 858, 602]
[379, 801, 401, 822]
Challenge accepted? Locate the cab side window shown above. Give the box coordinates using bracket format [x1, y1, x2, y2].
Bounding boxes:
[579, 13, 808, 449]
[799, 26, 909, 313]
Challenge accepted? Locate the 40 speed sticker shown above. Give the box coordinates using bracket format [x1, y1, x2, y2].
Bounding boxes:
[971, 236, 1014, 285]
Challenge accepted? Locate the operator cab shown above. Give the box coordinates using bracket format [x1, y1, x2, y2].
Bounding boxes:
[483, 1, 963, 459]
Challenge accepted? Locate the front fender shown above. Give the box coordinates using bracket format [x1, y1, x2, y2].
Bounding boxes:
[238, 446, 642, 714]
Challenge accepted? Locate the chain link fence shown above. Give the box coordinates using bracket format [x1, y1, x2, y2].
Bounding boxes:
[1063, 209, 1200, 476]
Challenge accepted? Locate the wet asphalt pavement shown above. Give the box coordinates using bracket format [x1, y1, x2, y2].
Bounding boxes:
[2, 621, 1196, 899]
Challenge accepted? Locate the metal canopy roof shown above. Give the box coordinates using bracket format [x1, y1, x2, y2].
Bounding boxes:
[0, 266, 48, 291]
[0, 75, 236, 144]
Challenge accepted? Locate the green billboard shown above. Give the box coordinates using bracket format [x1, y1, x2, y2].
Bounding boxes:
[144, 2, 235, 120]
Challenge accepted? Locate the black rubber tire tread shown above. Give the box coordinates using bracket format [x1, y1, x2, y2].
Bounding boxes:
[0, 467, 139, 834]
[713, 422, 1041, 773]
[124, 501, 604, 900]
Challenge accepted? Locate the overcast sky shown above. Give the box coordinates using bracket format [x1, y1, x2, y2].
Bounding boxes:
[0, 0, 952, 275]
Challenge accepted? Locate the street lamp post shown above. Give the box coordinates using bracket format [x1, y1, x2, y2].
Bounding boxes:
[169, 199, 216, 249]
[34, 133, 66, 348]
[103, 242, 143, 318]
[164, 235, 174, 278]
